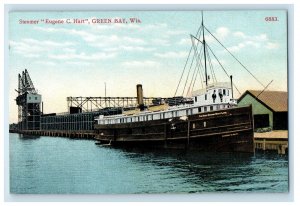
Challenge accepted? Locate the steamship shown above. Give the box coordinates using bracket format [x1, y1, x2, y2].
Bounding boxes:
[94, 14, 254, 153]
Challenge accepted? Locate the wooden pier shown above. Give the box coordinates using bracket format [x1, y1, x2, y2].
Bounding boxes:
[10, 129, 95, 139]
[254, 130, 288, 154]
[10, 129, 288, 155]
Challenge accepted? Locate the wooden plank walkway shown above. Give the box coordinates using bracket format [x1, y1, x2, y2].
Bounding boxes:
[254, 130, 288, 154]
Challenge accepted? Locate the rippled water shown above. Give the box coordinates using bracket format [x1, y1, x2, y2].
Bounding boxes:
[9, 133, 288, 194]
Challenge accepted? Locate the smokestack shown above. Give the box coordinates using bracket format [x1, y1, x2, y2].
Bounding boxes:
[230, 75, 233, 99]
[136, 84, 144, 110]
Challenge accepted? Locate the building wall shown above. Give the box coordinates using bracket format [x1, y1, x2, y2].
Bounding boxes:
[238, 94, 273, 129]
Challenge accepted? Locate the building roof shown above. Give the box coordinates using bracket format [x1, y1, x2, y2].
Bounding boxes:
[238, 90, 288, 112]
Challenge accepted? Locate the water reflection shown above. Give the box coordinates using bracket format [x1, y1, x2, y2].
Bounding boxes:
[18, 134, 41, 140]
[97, 146, 288, 192]
[10, 133, 288, 193]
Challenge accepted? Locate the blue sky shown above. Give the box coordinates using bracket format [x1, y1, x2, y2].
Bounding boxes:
[9, 10, 287, 123]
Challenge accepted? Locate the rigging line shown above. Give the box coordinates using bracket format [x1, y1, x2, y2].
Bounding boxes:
[182, 28, 204, 97]
[174, 46, 193, 97]
[206, 44, 217, 83]
[174, 24, 203, 97]
[191, 68, 199, 92]
[204, 26, 266, 88]
[206, 44, 242, 95]
[191, 34, 205, 79]
[191, 38, 204, 87]
[186, 45, 203, 97]
[190, 34, 208, 88]
[191, 58, 204, 92]
[182, 39, 198, 96]
[256, 80, 273, 98]
[186, 60, 198, 97]
[196, 45, 205, 86]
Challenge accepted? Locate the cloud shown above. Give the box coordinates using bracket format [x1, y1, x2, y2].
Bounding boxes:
[220, 29, 277, 52]
[227, 43, 245, 52]
[265, 42, 280, 49]
[215, 27, 230, 39]
[9, 38, 75, 57]
[233, 31, 247, 39]
[104, 46, 155, 52]
[178, 38, 190, 45]
[34, 60, 57, 66]
[151, 38, 170, 46]
[255, 34, 268, 41]
[121, 60, 161, 69]
[36, 27, 146, 48]
[154, 51, 188, 58]
[48, 52, 117, 61]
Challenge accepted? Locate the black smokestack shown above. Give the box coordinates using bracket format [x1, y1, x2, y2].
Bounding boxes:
[136, 84, 144, 111]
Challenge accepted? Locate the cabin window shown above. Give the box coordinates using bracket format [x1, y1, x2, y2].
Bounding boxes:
[192, 123, 196, 129]
[204, 107, 207, 112]
[203, 121, 207, 127]
[227, 89, 230, 96]
[210, 106, 213, 111]
[192, 108, 197, 114]
[223, 89, 226, 95]
[198, 107, 201, 112]
[195, 96, 197, 102]
[35, 97, 38, 100]
[205, 94, 207, 100]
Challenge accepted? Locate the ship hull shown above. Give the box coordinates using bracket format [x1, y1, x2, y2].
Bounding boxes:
[94, 106, 254, 153]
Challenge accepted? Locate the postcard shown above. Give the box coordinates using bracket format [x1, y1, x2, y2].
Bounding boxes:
[8, 10, 288, 195]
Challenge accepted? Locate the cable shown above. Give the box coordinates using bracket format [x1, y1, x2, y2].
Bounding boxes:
[206, 44, 242, 95]
[204, 26, 266, 88]
[174, 24, 202, 97]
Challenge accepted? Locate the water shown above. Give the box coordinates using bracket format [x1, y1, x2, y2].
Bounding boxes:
[9, 133, 289, 194]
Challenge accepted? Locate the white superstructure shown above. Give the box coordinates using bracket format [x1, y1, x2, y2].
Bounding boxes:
[95, 82, 236, 125]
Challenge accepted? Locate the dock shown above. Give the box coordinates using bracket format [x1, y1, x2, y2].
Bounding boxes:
[10, 130, 95, 139]
[10, 129, 288, 154]
[254, 130, 288, 154]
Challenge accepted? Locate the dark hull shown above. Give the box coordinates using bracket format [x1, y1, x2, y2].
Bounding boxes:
[94, 106, 254, 153]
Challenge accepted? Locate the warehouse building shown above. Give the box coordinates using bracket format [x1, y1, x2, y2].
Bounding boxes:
[237, 90, 288, 130]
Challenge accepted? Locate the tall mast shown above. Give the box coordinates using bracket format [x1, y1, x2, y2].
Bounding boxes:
[202, 11, 208, 87]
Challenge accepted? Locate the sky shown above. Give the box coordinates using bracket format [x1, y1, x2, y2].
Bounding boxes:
[8, 10, 288, 123]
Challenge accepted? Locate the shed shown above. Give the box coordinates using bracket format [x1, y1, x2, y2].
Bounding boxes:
[237, 90, 288, 130]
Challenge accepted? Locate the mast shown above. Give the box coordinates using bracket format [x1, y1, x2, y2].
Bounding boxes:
[202, 11, 208, 87]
